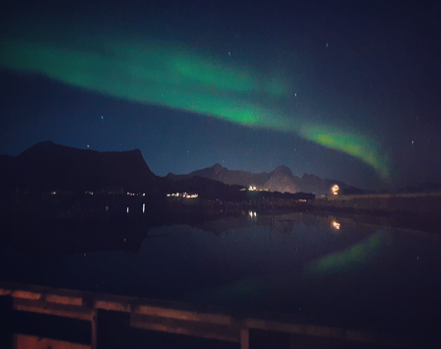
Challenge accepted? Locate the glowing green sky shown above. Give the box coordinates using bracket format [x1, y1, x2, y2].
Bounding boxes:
[0, 20, 390, 177]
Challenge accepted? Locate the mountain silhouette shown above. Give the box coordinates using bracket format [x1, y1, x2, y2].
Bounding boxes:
[167, 163, 364, 195]
[0, 142, 248, 201]
[3, 141, 159, 193]
[1, 141, 364, 197]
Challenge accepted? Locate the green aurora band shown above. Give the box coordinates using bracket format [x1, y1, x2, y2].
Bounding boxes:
[0, 22, 390, 177]
[186, 231, 391, 306]
[305, 231, 391, 276]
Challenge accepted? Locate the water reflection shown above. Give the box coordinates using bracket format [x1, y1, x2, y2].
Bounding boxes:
[305, 231, 391, 276]
[332, 221, 341, 230]
[1, 212, 441, 339]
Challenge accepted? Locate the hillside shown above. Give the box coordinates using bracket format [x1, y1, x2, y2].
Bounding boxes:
[2, 141, 159, 193]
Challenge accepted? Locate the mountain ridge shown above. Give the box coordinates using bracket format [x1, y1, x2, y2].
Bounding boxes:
[167, 163, 363, 195]
[1, 141, 158, 193]
[0, 141, 250, 201]
[1, 141, 364, 196]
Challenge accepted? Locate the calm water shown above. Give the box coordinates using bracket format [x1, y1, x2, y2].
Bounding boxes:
[1, 212, 440, 339]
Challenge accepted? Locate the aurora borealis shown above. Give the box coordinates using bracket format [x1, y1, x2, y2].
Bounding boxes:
[1, 2, 441, 340]
[1, 0, 440, 188]
[1, 20, 389, 178]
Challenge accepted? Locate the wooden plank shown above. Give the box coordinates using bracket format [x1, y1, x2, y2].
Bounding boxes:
[2, 282, 84, 300]
[130, 313, 240, 343]
[0, 287, 12, 296]
[135, 304, 233, 325]
[304, 324, 340, 338]
[93, 293, 138, 312]
[13, 298, 94, 321]
[94, 299, 132, 313]
[247, 320, 417, 348]
[46, 294, 83, 306]
[11, 290, 41, 300]
[243, 318, 266, 330]
[13, 333, 90, 349]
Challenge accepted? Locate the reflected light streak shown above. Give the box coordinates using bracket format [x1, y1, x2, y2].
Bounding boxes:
[332, 221, 341, 230]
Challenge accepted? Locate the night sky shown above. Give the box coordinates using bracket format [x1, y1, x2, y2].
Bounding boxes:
[1, 0, 440, 190]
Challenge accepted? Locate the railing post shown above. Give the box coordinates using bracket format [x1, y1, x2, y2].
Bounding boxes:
[240, 328, 249, 349]
[91, 309, 97, 349]
[0, 296, 13, 349]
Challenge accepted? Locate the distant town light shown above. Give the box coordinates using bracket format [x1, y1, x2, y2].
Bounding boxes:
[166, 192, 198, 199]
[332, 221, 341, 230]
[246, 186, 267, 192]
[331, 185, 340, 195]
[51, 191, 57, 195]
[142, 203, 145, 213]
[85, 191, 93, 195]
[249, 211, 257, 218]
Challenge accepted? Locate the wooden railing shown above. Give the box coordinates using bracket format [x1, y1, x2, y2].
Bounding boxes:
[0, 282, 437, 349]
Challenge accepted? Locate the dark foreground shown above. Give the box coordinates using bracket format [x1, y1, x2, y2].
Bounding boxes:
[1, 198, 441, 348]
[1, 282, 439, 349]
